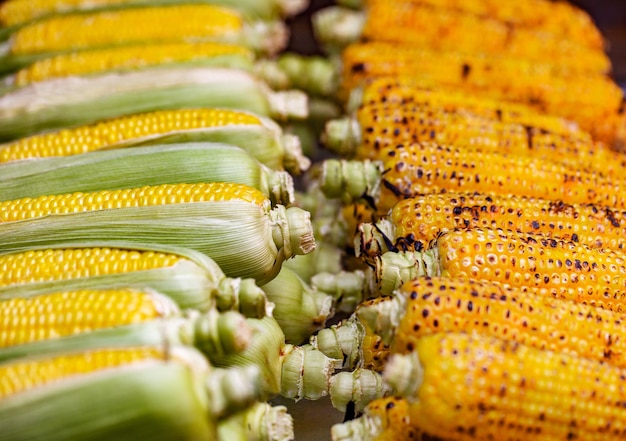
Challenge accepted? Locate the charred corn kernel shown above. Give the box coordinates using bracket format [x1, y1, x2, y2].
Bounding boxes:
[347, 85, 589, 141]
[356, 192, 626, 262]
[377, 332, 626, 441]
[217, 402, 294, 441]
[340, 0, 603, 49]
[373, 227, 626, 308]
[0, 143, 295, 206]
[0, 346, 264, 441]
[315, 6, 610, 73]
[0, 346, 165, 399]
[320, 142, 626, 214]
[0, 288, 179, 348]
[0, 243, 269, 317]
[0, 67, 309, 141]
[9, 42, 253, 87]
[0, 0, 307, 26]
[325, 104, 618, 177]
[0, 108, 308, 174]
[0, 183, 315, 285]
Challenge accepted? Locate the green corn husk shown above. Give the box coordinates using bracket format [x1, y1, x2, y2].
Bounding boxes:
[0, 66, 309, 141]
[0, 185, 316, 285]
[0, 307, 252, 364]
[0, 346, 262, 441]
[217, 402, 294, 441]
[282, 243, 343, 283]
[0, 143, 295, 206]
[0, 0, 308, 36]
[0, 241, 270, 317]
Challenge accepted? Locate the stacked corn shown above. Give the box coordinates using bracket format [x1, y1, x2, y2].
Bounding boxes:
[0, 1, 380, 439]
[295, 0, 626, 440]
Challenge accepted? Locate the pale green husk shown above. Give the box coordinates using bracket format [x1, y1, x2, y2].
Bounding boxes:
[0, 143, 295, 206]
[217, 402, 294, 441]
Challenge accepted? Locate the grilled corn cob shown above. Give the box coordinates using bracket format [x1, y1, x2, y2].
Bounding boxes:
[0, 4, 287, 73]
[324, 104, 620, 177]
[0, 0, 307, 27]
[372, 332, 626, 441]
[0, 345, 262, 441]
[314, 5, 610, 74]
[0, 182, 315, 284]
[0, 67, 308, 141]
[320, 143, 626, 213]
[217, 402, 294, 441]
[0, 108, 308, 174]
[373, 227, 626, 309]
[0, 143, 295, 205]
[0, 242, 269, 316]
[356, 192, 626, 262]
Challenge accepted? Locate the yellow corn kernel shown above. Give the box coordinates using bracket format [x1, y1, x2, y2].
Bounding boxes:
[387, 332, 626, 441]
[0, 0, 126, 27]
[0, 289, 174, 348]
[0, 108, 262, 163]
[0, 182, 267, 222]
[10, 4, 243, 55]
[13, 42, 252, 87]
[0, 247, 183, 288]
[0, 347, 164, 399]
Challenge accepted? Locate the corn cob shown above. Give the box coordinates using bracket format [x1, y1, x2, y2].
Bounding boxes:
[373, 227, 626, 309]
[217, 402, 294, 441]
[336, 0, 603, 50]
[372, 332, 626, 441]
[314, 5, 610, 74]
[0, 108, 308, 174]
[0, 182, 315, 284]
[346, 85, 590, 141]
[0, 0, 307, 27]
[0, 143, 295, 206]
[324, 104, 620, 178]
[356, 192, 626, 263]
[0, 67, 309, 141]
[0, 345, 262, 441]
[282, 242, 343, 283]
[0, 4, 287, 73]
[319, 142, 626, 214]
[0, 242, 269, 317]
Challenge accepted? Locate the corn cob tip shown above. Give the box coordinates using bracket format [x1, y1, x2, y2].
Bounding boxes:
[280, 0, 310, 17]
[189, 309, 253, 359]
[355, 295, 406, 345]
[277, 53, 339, 98]
[329, 368, 390, 412]
[313, 6, 364, 52]
[215, 277, 272, 319]
[268, 90, 309, 121]
[354, 220, 396, 261]
[281, 133, 311, 175]
[312, 318, 365, 369]
[322, 116, 361, 156]
[331, 416, 378, 441]
[311, 270, 375, 313]
[219, 402, 295, 441]
[383, 352, 423, 399]
[281, 344, 342, 401]
[374, 250, 438, 295]
[207, 365, 263, 418]
[319, 159, 382, 202]
[245, 21, 289, 56]
[267, 168, 296, 207]
[272, 206, 316, 258]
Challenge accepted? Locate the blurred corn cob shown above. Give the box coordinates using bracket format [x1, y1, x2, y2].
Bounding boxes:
[0, 67, 308, 141]
[217, 402, 294, 441]
[0, 108, 309, 174]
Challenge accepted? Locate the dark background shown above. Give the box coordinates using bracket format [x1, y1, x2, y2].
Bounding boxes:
[287, 0, 626, 86]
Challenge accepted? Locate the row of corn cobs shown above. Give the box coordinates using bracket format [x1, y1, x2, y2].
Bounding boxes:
[292, 0, 626, 440]
[0, 0, 374, 440]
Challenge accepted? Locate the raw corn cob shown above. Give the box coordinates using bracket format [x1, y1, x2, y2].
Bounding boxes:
[344, 85, 590, 141]
[319, 143, 626, 213]
[0, 242, 269, 317]
[356, 192, 626, 261]
[0, 345, 262, 441]
[370, 332, 626, 441]
[0, 0, 308, 27]
[352, 277, 626, 370]
[282, 242, 343, 283]
[0, 4, 288, 73]
[314, 5, 610, 73]
[373, 227, 626, 308]
[0, 143, 295, 206]
[217, 402, 294, 441]
[0, 182, 315, 284]
[0, 108, 309, 174]
[324, 104, 621, 177]
[0, 67, 309, 141]
[336, 0, 603, 50]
